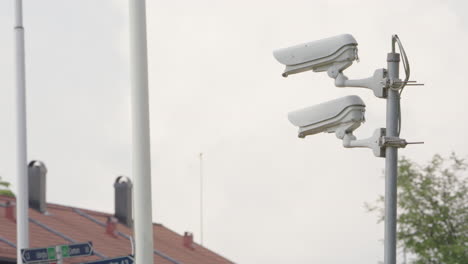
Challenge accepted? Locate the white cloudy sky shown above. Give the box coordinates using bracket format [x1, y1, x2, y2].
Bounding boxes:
[1, 0, 468, 263]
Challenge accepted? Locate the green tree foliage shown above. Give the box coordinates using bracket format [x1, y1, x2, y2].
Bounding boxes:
[0, 176, 14, 197]
[367, 154, 468, 264]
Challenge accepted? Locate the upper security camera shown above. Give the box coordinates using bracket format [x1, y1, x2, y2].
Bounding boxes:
[273, 34, 358, 78]
[274, 34, 387, 98]
[288, 95, 365, 139]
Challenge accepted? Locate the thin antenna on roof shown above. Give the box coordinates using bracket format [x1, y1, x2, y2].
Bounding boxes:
[199, 152, 204, 246]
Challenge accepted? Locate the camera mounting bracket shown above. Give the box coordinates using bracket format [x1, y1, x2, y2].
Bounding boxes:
[342, 128, 386, 157]
[330, 68, 388, 98]
[341, 128, 423, 157]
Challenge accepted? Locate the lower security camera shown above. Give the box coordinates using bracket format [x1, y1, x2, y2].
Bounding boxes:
[288, 95, 365, 139]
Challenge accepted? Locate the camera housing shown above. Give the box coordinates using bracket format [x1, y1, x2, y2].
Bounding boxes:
[273, 34, 358, 78]
[273, 34, 387, 98]
[288, 95, 365, 139]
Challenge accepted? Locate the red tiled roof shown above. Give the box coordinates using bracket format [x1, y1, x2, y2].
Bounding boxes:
[0, 195, 234, 264]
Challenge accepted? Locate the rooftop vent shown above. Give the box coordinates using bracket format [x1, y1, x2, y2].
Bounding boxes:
[5, 200, 15, 222]
[114, 176, 133, 227]
[28, 160, 47, 213]
[183, 232, 195, 250]
[105, 216, 119, 238]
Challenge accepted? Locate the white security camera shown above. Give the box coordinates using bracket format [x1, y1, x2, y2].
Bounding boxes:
[273, 34, 358, 78]
[274, 34, 387, 98]
[288, 95, 365, 139]
[288, 95, 390, 157]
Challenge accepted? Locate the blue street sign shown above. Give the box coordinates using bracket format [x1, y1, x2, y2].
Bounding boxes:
[63, 241, 94, 258]
[80, 255, 134, 264]
[21, 247, 56, 263]
[21, 242, 94, 263]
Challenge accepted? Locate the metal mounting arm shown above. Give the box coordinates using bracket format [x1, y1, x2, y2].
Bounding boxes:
[342, 128, 386, 157]
[339, 128, 423, 157]
[328, 67, 388, 98]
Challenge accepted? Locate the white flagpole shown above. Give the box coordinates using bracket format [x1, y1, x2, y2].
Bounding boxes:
[14, 0, 29, 261]
[128, 0, 155, 263]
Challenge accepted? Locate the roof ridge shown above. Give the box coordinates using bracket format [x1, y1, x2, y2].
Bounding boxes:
[47, 203, 112, 217]
[0, 195, 112, 217]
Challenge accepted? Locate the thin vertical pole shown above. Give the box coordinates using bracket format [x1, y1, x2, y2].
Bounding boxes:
[384, 41, 400, 264]
[199, 153, 204, 246]
[14, 0, 29, 260]
[128, 0, 154, 263]
[55, 245, 63, 264]
[403, 248, 407, 264]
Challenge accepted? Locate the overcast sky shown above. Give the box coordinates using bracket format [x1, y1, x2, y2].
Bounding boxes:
[1, 0, 468, 263]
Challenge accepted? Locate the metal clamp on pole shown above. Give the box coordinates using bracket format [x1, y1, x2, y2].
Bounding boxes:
[381, 136, 424, 148]
[381, 136, 407, 148]
[380, 136, 424, 148]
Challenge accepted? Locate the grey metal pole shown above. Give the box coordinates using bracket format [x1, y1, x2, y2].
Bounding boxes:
[128, 0, 154, 263]
[14, 0, 30, 260]
[384, 44, 400, 264]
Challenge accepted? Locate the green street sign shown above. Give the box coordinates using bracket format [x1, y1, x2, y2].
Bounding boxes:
[47, 247, 56, 260]
[61, 245, 70, 258]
